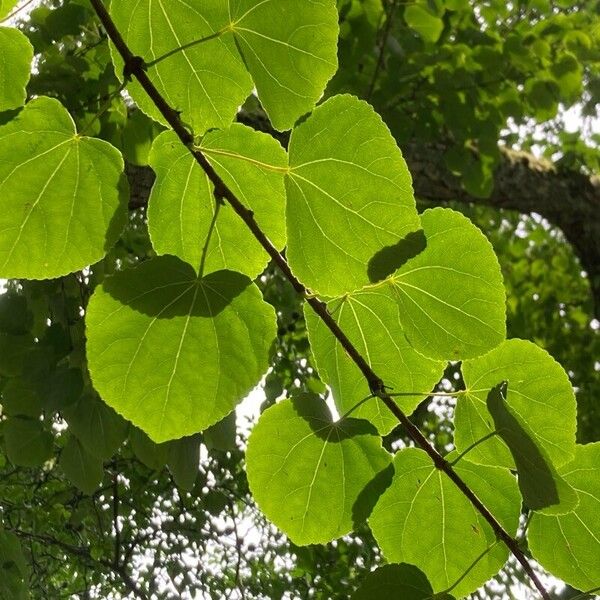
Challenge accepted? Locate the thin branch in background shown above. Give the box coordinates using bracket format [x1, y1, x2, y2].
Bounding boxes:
[0, 0, 36, 23]
[367, 0, 400, 101]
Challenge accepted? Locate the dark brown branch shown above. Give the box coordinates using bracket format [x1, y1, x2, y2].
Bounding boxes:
[89, 1, 551, 597]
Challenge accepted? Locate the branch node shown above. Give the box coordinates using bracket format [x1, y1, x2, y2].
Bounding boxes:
[123, 55, 146, 81]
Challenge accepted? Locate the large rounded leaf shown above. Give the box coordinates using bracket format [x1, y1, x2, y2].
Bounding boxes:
[286, 94, 421, 296]
[369, 448, 520, 597]
[528, 443, 600, 592]
[86, 256, 276, 442]
[109, 0, 252, 134]
[455, 339, 576, 469]
[148, 125, 287, 278]
[246, 394, 392, 546]
[305, 289, 444, 434]
[0, 97, 128, 280]
[0, 27, 33, 111]
[109, 0, 338, 133]
[229, 0, 339, 130]
[388, 207, 506, 360]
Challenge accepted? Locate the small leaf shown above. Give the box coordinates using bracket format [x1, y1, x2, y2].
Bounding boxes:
[485, 382, 578, 515]
[0, 27, 33, 111]
[3, 416, 53, 467]
[60, 435, 104, 495]
[0, 97, 128, 279]
[387, 207, 506, 360]
[404, 4, 444, 43]
[0, 377, 43, 418]
[455, 339, 577, 469]
[229, 0, 339, 130]
[86, 256, 276, 442]
[528, 443, 600, 591]
[148, 125, 287, 278]
[305, 289, 444, 434]
[353, 564, 454, 600]
[167, 434, 201, 491]
[246, 394, 392, 545]
[203, 411, 237, 452]
[286, 95, 420, 296]
[63, 393, 129, 460]
[369, 448, 520, 597]
[129, 427, 169, 471]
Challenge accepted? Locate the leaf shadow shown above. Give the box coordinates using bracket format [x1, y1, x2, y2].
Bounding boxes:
[367, 229, 427, 284]
[101, 255, 250, 319]
[352, 462, 394, 529]
[486, 381, 559, 511]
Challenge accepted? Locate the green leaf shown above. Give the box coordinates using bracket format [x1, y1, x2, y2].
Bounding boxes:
[228, 0, 339, 130]
[109, 0, 252, 134]
[455, 339, 577, 469]
[64, 393, 129, 460]
[305, 289, 444, 434]
[0, 333, 31, 376]
[148, 125, 287, 278]
[404, 4, 444, 43]
[0, 1, 18, 20]
[0, 293, 32, 334]
[353, 564, 453, 600]
[3, 416, 53, 467]
[286, 95, 420, 296]
[246, 394, 392, 545]
[369, 448, 520, 597]
[0, 377, 43, 418]
[129, 427, 169, 471]
[121, 110, 163, 167]
[0, 97, 128, 280]
[167, 434, 201, 491]
[485, 382, 578, 515]
[60, 435, 104, 495]
[528, 443, 600, 591]
[203, 411, 237, 452]
[0, 27, 33, 112]
[387, 207, 506, 360]
[110, 0, 338, 132]
[0, 529, 29, 600]
[86, 256, 276, 442]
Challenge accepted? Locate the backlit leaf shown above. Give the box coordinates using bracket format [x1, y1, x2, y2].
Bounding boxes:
[0, 97, 128, 280]
[369, 448, 520, 597]
[109, 0, 252, 134]
[528, 443, 600, 591]
[455, 339, 577, 469]
[148, 125, 287, 278]
[0, 27, 33, 111]
[86, 255, 276, 442]
[0, 1, 18, 20]
[305, 288, 444, 434]
[109, 0, 338, 132]
[388, 207, 506, 360]
[246, 394, 392, 545]
[286, 95, 420, 296]
[228, 0, 339, 130]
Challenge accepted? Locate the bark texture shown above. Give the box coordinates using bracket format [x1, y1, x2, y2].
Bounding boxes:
[127, 137, 600, 317]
